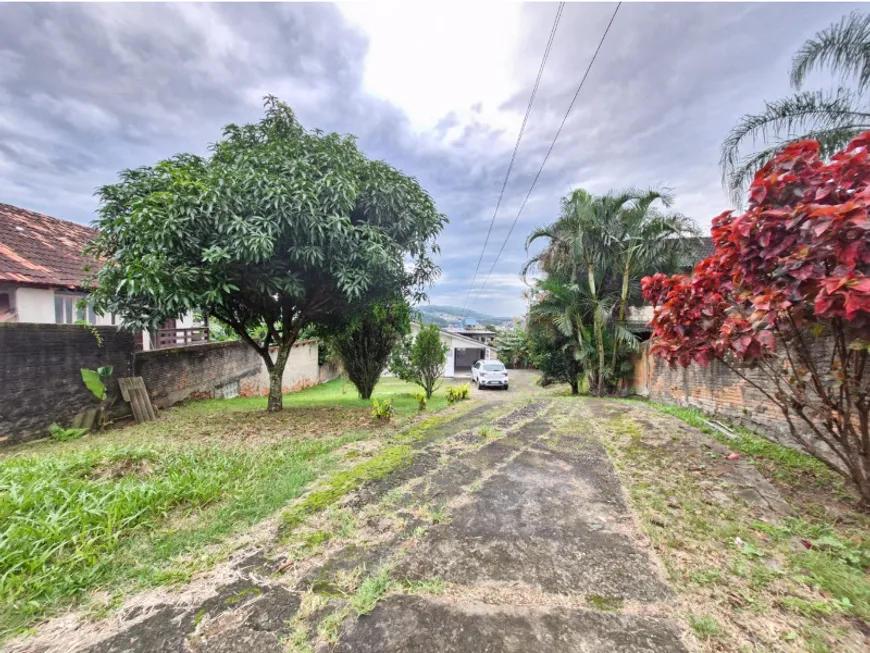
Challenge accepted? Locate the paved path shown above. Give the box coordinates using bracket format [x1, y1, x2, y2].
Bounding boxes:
[335, 397, 686, 653]
[16, 388, 688, 653]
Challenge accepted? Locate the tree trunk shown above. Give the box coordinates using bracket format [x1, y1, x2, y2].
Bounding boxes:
[358, 377, 376, 400]
[569, 378, 579, 395]
[586, 263, 606, 396]
[266, 341, 293, 412]
[611, 260, 631, 378]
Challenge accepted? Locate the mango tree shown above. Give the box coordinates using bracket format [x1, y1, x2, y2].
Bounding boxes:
[88, 97, 446, 411]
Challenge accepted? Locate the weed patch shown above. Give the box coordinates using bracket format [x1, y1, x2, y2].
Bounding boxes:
[598, 401, 870, 652]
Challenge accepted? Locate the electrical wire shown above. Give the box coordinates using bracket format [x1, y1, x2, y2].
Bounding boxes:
[471, 2, 622, 306]
[459, 1, 566, 319]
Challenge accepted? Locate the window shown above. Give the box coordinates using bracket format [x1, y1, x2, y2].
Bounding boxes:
[0, 292, 13, 321]
[483, 364, 505, 372]
[54, 292, 96, 324]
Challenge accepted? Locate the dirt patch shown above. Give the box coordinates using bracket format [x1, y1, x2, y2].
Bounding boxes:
[589, 398, 869, 652]
[87, 457, 155, 480]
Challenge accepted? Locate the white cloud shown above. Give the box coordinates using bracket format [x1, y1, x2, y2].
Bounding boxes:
[337, 1, 523, 136]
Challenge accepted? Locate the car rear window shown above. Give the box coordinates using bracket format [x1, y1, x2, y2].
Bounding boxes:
[483, 364, 505, 371]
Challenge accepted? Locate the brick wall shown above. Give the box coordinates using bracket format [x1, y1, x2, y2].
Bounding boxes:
[0, 323, 135, 446]
[631, 340, 789, 437]
[2, 325, 328, 446]
[136, 341, 263, 407]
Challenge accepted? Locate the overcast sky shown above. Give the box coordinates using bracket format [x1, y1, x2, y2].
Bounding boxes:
[0, 2, 857, 316]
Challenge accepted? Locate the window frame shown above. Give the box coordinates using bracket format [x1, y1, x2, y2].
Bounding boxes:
[54, 291, 97, 325]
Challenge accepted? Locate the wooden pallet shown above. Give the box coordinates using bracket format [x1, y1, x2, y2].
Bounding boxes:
[118, 377, 157, 423]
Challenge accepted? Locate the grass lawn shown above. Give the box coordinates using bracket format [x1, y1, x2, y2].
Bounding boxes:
[0, 376, 457, 640]
[605, 400, 870, 652]
[186, 376, 451, 417]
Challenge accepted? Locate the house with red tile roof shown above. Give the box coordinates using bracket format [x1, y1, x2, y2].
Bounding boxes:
[0, 203, 200, 348]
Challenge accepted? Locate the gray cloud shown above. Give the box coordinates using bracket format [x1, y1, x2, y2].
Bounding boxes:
[0, 2, 859, 316]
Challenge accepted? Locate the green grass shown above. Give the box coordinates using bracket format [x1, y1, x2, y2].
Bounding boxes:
[281, 444, 413, 531]
[0, 434, 359, 637]
[642, 402, 870, 623]
[646, 402, 842, 489]
[688, 614, 722, 640]
[184, 377, 451, 418]
[0, 378, 464, 640]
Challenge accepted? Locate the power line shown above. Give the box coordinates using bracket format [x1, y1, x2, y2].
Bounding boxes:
[460, 1, 565, 319]
[471, 2, 622, 306]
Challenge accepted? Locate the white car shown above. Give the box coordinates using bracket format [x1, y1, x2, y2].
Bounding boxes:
[471, 360, 509, 390]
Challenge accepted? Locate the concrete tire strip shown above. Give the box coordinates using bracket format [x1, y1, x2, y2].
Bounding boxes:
[12, 397, 689, 653]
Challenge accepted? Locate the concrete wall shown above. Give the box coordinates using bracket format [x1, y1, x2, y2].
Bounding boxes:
[0, 323, 135, 446]
[1, 323, 333, 446]
[137, 339, 323, 406]
[631, 340, 795, 437]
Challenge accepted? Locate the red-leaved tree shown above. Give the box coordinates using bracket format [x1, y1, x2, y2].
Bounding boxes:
[643, 132, 870, 506]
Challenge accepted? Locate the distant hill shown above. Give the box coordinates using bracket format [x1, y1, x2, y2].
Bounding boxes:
[414, 304, 514, 328]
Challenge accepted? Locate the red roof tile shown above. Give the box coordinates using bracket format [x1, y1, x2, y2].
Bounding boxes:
[0, 203, 98, 290]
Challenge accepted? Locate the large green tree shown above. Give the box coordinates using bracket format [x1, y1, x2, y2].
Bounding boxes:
[722, 11, 870, 199]
[319, 299, 411, 400]
[88, 97, 446, 411]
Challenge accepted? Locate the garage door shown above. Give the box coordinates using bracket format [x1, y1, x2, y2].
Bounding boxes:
[454, 347, 485, 370]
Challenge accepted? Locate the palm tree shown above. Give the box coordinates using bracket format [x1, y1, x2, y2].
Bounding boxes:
[722, 11, 870, 200]
[525, 189, 615, 394]
[602, 190, 699, 374]
[525, 188, 699, 394]
[529, 275, 600, 394]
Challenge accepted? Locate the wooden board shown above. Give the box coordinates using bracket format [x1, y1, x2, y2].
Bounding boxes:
[118, 377, 157, 423]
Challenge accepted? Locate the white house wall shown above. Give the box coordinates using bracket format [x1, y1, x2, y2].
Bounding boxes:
[10, 284, 194, 349]
[15, 287, 55, 323]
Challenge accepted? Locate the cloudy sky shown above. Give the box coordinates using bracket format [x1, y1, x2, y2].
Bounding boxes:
[0, 2, 857, 316]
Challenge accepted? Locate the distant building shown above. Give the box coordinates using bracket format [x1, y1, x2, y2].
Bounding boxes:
[410, 323, 496, 376]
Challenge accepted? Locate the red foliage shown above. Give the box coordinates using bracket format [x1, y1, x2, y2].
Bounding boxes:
[643, 132, 870, 368]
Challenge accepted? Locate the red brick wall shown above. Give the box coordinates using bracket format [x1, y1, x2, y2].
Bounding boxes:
[631, 341, 790, 437]
[135, 341, 263, 408]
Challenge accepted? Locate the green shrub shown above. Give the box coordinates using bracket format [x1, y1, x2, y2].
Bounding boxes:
[371, 398, 394, 420]
[446, 384, 470, 405]
[415, 392, 427, 411]
[48, 423, 89, 442]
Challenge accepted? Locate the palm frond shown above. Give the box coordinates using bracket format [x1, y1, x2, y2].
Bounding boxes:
[721, 88, 870, 201]
[613, 324, 640, 351]
[725, 124, 868, 204]
[791, 11, 870, 93]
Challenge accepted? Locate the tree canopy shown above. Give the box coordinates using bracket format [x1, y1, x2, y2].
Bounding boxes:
[88, 97, 447, 410]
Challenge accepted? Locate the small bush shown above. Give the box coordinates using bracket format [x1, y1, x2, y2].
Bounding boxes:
[446, 384, 470, 405]
[48, 423, 89, 442]
[371, 398, 394, 420]
[478, 426, 499, 438]
[688, 614, 722, 640]
[415, 392, 427, 411]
